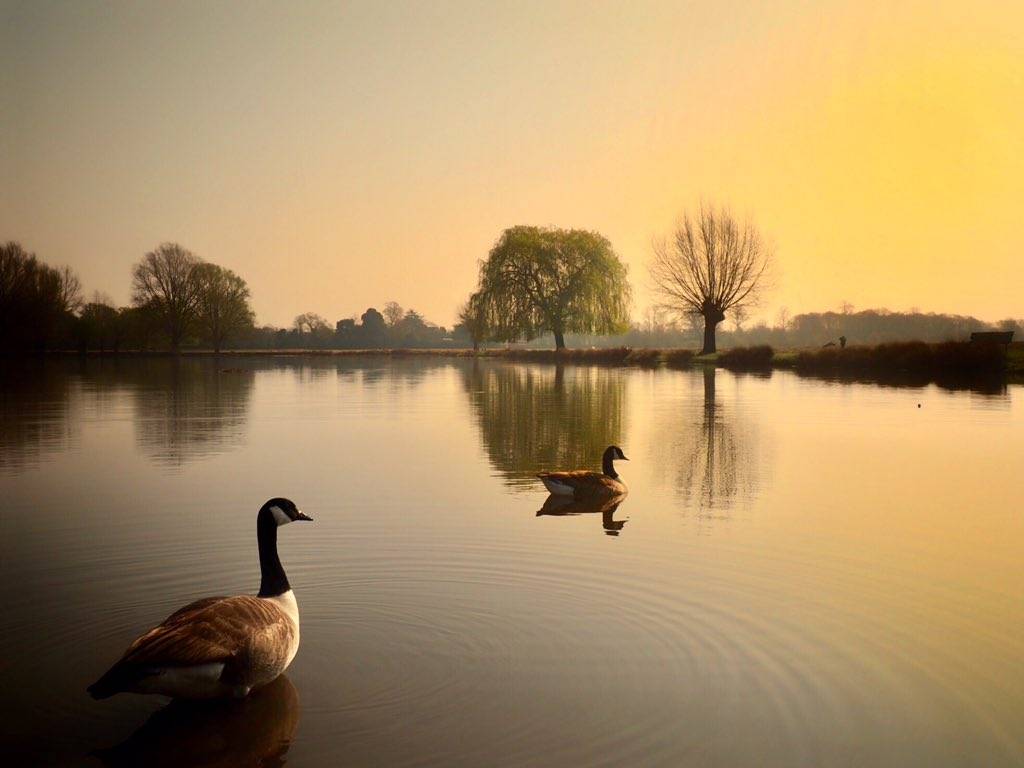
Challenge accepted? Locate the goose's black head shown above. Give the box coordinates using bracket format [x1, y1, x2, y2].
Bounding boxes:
[607, 446, 628, 462]
[602, 445, 628, 477]
[259, 497, 313, 527]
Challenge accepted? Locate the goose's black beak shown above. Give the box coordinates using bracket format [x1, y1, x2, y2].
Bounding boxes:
[296, 510, 314, 522]
[620, 455, 629, 461]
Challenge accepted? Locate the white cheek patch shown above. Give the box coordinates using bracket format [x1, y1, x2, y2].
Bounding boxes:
[270, 505, 292, 526]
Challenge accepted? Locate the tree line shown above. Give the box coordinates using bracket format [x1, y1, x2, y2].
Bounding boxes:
[4, 205, 1019, 354]
[1, 241, 254, 353]
[0, 240, 473, 352]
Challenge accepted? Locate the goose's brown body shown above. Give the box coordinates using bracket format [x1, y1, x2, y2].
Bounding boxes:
[103, 594, 298, 698]
[537, 445, 629, 499]
[537, 470, 626, 498]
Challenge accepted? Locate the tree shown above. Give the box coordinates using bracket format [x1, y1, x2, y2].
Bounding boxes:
[360, 307, 387, 347]
[57, 265, 83, 315]
[731, 306, 749, 333]
[649, 206, 772, 354]
[474, 226, 631, 350]
[0, 241, 83, 350]
[292, 312, 330, 334]
[131, 243, 203, 351]
[456, 292, 488, 351]
[193, 263, 255, 353]
[78, 294, 120, 352]
[775, 306, 791, 331]
[382, 301, 404, 327]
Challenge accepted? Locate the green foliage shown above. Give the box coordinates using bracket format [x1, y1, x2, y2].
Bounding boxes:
[475, 226, 631, 349]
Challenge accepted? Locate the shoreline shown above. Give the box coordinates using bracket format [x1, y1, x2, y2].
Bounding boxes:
[11, 342, 1021, 385]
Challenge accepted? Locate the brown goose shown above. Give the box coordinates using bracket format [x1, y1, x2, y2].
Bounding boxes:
[88, 498, 312, 700]
[537, 445, 628, 499]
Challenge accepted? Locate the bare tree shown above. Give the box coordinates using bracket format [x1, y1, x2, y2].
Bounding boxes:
[731, 306, 749, 333]
[292, 312, 330, 334]
[775, 306, 791, 331]
[382, 301, 404, 327]
[56, 265, 83, 314]
[649, 206, 772, 354]
[131, 243, 203, 351]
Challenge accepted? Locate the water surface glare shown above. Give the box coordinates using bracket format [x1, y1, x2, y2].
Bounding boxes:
[2, 357, 1022, 766]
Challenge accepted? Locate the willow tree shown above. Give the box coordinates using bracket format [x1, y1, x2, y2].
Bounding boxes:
[649, 206, 771, 354]
[475, 226, 630, 350]
[193, 263, 255, 353]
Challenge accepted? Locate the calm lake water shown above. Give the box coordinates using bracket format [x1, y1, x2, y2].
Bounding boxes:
[2, 356, 1023, 767]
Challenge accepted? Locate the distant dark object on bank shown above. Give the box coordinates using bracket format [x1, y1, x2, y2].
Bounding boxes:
[969, 331, 1014, 347]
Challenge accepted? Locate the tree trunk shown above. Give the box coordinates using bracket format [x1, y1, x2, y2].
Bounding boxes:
[553, 329, 566, 350]
[701, 311, 723, 355]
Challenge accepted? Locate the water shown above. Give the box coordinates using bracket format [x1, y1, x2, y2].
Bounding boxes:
[2, 356, 1022, 766]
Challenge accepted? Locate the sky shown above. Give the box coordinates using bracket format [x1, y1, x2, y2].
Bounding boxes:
[2, 1, 1022, 329]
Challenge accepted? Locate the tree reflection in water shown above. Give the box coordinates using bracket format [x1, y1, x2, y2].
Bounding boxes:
[461, 361, 626, 489]
[0, 360, 78, 473]
[94, 674, 299, 768]
[130, 359, 255, 468]
[663, 367, 761, 521]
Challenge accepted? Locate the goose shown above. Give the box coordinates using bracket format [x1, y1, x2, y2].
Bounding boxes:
[537, 445, 629, 499]
[88, 498, 312, 700]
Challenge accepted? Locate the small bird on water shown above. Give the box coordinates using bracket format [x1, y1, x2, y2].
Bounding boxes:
[537, 445, 629, 499]
[88, 498, 312, 700]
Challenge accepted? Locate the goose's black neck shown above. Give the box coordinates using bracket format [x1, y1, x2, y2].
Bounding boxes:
[602, 449, 618, 479]
[257, 511, 290, 597]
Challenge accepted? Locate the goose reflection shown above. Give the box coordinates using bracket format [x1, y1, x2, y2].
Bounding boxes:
[461, 361, 626, 488]
[536, 493, 629, 536]
[93, 674, 299, 768]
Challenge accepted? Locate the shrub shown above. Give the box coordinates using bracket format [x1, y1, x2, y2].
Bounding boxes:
[624, 348, 663, 367]
[718, 345, 774, 370]
[663, 349, 695, 368]
[794, 341, 1005, 376]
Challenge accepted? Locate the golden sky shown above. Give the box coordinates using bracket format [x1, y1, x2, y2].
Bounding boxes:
[3, 1, 1021, 328]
